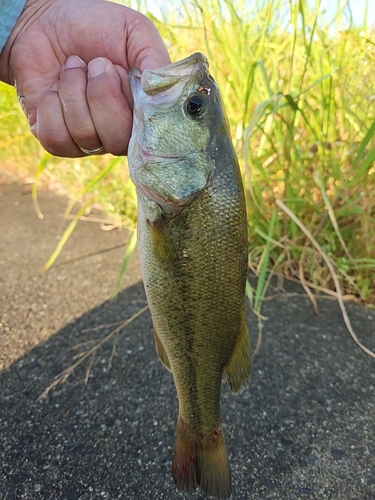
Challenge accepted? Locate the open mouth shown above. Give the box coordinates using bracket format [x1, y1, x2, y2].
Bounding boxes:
[131, 52, 208, 97]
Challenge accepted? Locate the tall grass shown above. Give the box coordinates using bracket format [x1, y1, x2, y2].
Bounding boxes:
[1, 0, 374, 306]
[149, 0, 375, 307]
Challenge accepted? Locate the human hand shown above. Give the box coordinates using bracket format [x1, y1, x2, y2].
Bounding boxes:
[0, 0, 170, 157]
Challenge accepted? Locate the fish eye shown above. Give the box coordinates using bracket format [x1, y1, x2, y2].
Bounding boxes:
[186, 95, 205, 117]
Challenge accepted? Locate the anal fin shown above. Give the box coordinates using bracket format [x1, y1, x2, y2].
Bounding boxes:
[153, 327, 171, 371]
[224, 309, 251, 394]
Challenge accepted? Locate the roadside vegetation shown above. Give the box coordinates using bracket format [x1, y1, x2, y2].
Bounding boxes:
[1, 0, 374, 316]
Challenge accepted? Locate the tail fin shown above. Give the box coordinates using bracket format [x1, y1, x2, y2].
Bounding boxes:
[172, 418, 231, 499]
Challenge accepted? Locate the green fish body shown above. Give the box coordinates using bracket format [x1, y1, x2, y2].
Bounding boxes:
[128, 53, 251, 499]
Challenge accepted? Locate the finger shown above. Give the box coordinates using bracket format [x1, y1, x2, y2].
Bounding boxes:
[36, 85, 84, 158]
[87, 57, 132, 156]
[58, 55, 103, 152]
[124, 11, 171, 72]
[9, 36, 62, 128]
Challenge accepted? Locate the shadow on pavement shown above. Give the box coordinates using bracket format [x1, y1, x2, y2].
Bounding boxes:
[1, 282, 375, 500]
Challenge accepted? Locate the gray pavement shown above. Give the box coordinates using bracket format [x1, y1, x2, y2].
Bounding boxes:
[0, 183, 375, 500]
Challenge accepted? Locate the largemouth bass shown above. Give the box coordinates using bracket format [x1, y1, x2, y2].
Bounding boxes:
[128, 52, 251, 499]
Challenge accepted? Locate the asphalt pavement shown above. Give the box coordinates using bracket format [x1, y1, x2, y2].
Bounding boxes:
[0, 183, 375, 500]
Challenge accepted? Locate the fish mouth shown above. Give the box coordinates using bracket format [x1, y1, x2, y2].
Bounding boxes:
[129, 52, 209, 97]
[138, 146, 181, 163]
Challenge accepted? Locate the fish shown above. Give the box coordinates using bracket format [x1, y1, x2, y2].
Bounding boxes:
[128, 52, 251, 499]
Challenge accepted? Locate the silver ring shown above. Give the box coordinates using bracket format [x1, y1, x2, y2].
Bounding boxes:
[79, 145, 106, 155]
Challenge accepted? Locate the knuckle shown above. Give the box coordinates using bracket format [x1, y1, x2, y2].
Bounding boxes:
[73, 124, 97, 144]
[103, 134, 129, 156]
[40, 133, 70, 156]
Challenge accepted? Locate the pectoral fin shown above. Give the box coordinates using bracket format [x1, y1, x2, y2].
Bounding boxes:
[224, 310, 251, 394]
[148, 216, 177, 263]
[153, 327, 171, 371]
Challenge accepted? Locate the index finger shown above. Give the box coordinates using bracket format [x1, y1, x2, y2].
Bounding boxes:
[124, 12, 171, 72]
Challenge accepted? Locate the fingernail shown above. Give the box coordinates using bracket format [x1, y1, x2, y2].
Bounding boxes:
[88, 58, 106, 78]
[51, 81, 59, 91]
[65, 55, 85, 69]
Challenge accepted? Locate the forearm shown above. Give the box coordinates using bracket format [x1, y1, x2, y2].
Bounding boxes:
[0, 0, 28, 52]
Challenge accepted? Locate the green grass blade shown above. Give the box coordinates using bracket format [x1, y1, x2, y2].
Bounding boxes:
[246, 280, 255, 311]
[255, 207, 277, 311]
[32, 153, 52, 220]
[81, 156, 123, 195]
[114, 230, 138, 293]
[351, 119, 375, 170]
[41, 200, 93, 271]
[350, 147, 375, 187]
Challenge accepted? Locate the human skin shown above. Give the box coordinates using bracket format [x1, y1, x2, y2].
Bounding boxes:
[0, 0, 170, 157]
